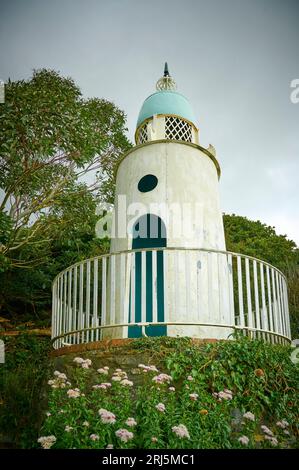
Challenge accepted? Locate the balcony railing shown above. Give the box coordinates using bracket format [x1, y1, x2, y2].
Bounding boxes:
[51, 248, 291, 349]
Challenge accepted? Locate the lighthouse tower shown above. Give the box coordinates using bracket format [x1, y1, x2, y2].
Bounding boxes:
[108, 64, 232, 340]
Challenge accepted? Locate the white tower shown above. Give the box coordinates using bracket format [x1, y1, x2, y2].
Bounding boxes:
[107, 64, 232, 340]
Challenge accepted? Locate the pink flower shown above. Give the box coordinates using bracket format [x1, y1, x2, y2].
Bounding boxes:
[93, 382, 112, 390]
[187, 375, 194, 381]
[168, 387, 175, 392]
[152, 374, 172, 384]
[113, 370, 128, 379]
[54, 371, 67, 380]
[81, 362, 90, 369]
[265, 435, 278, 446]
[48, 372, 67, 389]
[103, 366, 109, 371]
[98, 408, 116, 424]
[189, 393, 199, 401]
[112, 376, 122, 382]
[125, 417, 137, 427]
[90, 434, 99, 441]
[46, 412, 51, 417]
[283, 430, 290, 436]
[155, 403, 166, 413]
[276, 420, 289, 429]
[67, 389, 80, 398]
[238, 435, 249, 446]
[214, 390, 233, 401]
[261, 425, 273, 436]
[120, 379, 134, 387]
[37, 435, 56, 449]
[97, 368, 109, 375]
[243, 412, 255, 422]
[115, 429, 134, 443]
[138, 364, 158, 372]
[73, 357, 84, 364]
[172, 424, 190, 439]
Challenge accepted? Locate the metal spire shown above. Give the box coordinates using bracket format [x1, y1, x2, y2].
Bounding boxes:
[164, 62, 170, 77]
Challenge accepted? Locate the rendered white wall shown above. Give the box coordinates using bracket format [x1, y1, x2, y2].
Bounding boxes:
[104, 141, 232, 340]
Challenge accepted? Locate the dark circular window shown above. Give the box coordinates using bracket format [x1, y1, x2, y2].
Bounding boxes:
[138, 174, 158, 193]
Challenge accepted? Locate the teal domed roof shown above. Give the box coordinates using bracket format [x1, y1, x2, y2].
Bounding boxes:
[137, 90, 196, 128]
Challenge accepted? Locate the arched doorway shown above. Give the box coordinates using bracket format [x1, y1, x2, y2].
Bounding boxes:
[128, 214, 167, 338]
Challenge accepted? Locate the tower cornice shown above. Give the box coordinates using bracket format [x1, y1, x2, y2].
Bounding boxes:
[114, 140, 221, 180]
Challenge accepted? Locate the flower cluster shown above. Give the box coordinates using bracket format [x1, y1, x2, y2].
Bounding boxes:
[276, 420, 289, 430]
[90, 434, 99, 441]
[213, 389, 233, 401]
[243, 411, 255, 422]
[152, 373, 172, 385]
[112, 368, 128, 382]
[73, 357, 92, 369]
[261, 425, 278, 446]
[189, 393, 199, 401]
[261, 425, 273, 436]
[37, 435, 57, 449]
[120, 379, 134, 387]
[172, 424, 190, 439]
[48, 371, 70, 389]
[125, 417, 137, 427]
[97, 366, 109, 375]
[238, 435, 249, 446]
[155, 402, 166, 413]
[138, 364, 159, 373]
[115, 428, 134, 443]
[98, 408, 116, 424]
[67, 388, 81, 398]
[92, 383, 112, 390]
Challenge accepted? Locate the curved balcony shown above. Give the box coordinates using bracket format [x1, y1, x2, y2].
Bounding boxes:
[51, 248, 291, 349]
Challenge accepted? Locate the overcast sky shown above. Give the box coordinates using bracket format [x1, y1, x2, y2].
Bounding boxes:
[1, 0, 298, 245]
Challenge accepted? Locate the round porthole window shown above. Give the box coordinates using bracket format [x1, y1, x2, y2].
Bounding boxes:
[138, 174, 158, 193]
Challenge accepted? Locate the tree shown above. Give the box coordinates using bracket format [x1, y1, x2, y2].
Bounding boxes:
[223, 213, 299, 337]
[0, 69, 131, 270]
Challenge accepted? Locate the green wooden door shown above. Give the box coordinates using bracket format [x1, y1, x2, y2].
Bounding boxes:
[128, 214, 167, 338]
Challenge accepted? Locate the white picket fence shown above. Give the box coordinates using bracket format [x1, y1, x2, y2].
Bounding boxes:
[51, 248, 291, 349]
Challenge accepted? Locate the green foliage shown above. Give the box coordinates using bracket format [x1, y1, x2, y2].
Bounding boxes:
[223, 214, 299, 337]
[0, 334, 52, 448]
[223, 214, 297, 272]
[39, 338, 299, 449]
[0, 68, 131, 272]
[0, 69, 130, 318]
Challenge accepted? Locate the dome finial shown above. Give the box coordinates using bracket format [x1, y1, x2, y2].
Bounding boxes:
[156, 63, 177, 91]
[164, 62, 170, 77]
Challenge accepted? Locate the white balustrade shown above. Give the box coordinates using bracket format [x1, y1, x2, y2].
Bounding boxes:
[51, 248, 292, 349]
